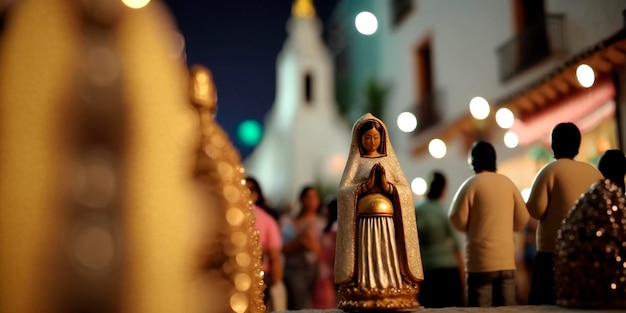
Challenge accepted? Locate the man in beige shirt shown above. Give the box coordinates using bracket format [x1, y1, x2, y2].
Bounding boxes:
[449, 141, 529, 307]
[526, 123, 602, 305]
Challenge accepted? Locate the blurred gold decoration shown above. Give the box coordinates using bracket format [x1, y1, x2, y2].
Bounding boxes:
[0, 0, 264, 312]
[189, 65, 266, 313]
[190, 66, 217, 111]
[554, 179, 626, 309]
[292, 0, 315, 18]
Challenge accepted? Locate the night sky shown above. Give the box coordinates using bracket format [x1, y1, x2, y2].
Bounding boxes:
[162, 0, 338, 158]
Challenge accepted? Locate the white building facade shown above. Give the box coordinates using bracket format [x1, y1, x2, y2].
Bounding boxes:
[331, 0, 626, 204]
[244, 0, 352, 208]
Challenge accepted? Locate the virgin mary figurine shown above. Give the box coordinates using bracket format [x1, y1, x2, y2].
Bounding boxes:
[335, 113, 423, 310]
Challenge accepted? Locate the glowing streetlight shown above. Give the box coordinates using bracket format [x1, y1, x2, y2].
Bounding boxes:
[355, 11, 378, 35]
[428, 138, 447, 159]
[397, 112, 418, 133]
[576, 64, 595, 88]
[504, 131, 519, 148]
[411, 177, 427, 196]
[121, 0, 151, 9]
[495, 107, 514, 129]
[469, 96, 490, 120]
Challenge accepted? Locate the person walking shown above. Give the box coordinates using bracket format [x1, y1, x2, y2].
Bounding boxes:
[415, 171, 465, 307]
[245, 177, 285, 311]
[526, 123, 602, 305]
[313, 198, 338, 309]
[449, 141, 529, 307]
[597, 149, 626, 192]
[282, 186, 323, 309]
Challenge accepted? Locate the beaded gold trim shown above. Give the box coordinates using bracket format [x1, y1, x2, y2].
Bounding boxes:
[338, 285, 420, 310]
[189, 65, 265, 313]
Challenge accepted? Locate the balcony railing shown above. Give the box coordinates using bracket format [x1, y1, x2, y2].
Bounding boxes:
[497, 14, 566, 82]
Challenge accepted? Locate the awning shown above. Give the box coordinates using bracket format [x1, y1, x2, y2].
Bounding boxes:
[411, 28, 626, 157]
[510, 78, 615, 146]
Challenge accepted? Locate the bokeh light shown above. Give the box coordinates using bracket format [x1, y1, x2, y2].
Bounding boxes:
[428, 138, 447, 159]
[576, 64, 595, 88]
[469, 96, 490, 120]
[170, 32, 186, 58]
[230, 292, 249, 313]
[355, 11, 378, 35]
[327, 154, 346, 176]
[121, 0, 151, 9]
[521, 188, 531, 202]
[495, 107, 514, 129]
[236, 120, 263, 147]
[74, 225, 114, 270]
[504, 131, 519, 148]
[397, 112, 418, 132]
[411, 177, 427, 196]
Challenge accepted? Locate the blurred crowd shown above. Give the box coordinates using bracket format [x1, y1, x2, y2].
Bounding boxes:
[249, 122, 626, 311]
[247, 178, 339, 311]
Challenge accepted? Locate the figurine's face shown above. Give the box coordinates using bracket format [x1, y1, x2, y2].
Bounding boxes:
[361, 127, 381, 155]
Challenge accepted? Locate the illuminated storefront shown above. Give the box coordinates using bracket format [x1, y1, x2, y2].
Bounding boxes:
[411, 32, 626, 195]
[499, 78, 620, 194]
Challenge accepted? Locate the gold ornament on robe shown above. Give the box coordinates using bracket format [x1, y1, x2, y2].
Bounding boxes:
[0, 0, 264, 312]
[335, 113, 423, 310]
[357, 193, 394, 217]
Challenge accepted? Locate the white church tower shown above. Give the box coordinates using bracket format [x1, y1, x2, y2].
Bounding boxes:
[244, 0, 351, 208]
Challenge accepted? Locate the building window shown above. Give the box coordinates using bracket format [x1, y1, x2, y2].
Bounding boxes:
[391, 0, 414, 27]
[305, 73, 313, 104]
[514, 0, 546, 32]
[416, 40, 432, 97]
[497, 0, 565, 81]
[413, 37, 439, 131]
[496, 0, 551, 80]
[515, 0, 549, 62]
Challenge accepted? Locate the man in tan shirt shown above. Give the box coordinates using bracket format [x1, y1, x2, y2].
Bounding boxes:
[449, 141, 529, 307]
[526, 123, 602, 305]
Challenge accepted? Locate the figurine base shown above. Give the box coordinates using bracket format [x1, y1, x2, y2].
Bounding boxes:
[337, 285, 420, 310]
